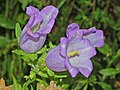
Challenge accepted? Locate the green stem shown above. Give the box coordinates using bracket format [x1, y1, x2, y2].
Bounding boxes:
[5, 0, 9, 18]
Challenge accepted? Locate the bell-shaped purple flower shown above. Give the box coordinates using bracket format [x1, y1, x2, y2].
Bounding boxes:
[20, 5, 58, 53]
[46, 23, 104, 78]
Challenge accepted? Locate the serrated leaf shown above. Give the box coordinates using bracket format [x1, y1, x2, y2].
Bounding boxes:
[99, 68, 120, 76]
[15, 23, 22, 43]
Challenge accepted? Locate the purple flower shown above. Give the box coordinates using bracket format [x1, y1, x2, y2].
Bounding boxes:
[46, 23, 104, 78]
[20, 5, 58, 53]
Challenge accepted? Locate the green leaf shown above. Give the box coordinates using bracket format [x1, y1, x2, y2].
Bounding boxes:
[49, 41, 55, 49]
[30, 71, 36, 79]
[47, 68, 54, 76]
[108, 49, 120, 67]
[23, 79, 34, 90]
[97, 82, 112, 90]
[12, 49, 26, 55]
[83, 84, 88, 90]
[0, 36, 10, 48]
[0, 14, 15, 29]
[13, 76, 22, 90]
[88, 75, 97, 83]
[28, 54, 37, 61]
[36, 45, 47, 54]
[38, 71, 48, 78]
[15, 23, 22, 43]
[54, 74, 67, 78]
[97, 43, 112, 55]
[99, 68, 120, 76]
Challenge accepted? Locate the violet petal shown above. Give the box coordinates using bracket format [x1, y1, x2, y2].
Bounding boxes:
[67, 39, 96, 59]
[20, 34, 46, 53]
[82, 27, 96, 36]
[66, 23, 79, 40]
[78, 58, 93, 78]
[26, 6, 39, 16]
[64, 57, 79, 77]
[83, 30, 104, 48]
[60, 37, 69, 57]
[38, 6, 59, 34]
[46, 46, 67, 72]
[20, 5, 58, 53]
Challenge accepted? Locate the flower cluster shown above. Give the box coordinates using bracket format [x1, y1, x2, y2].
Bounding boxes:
[46, 23, 104, 77]
[20, 5, 58, 53]
[20, 6, 104, 77]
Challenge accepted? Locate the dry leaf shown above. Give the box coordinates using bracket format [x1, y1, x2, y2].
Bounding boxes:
[114, 80, 120, 88]
[0, 78, 13, 90]
[40, 81, 64, 90]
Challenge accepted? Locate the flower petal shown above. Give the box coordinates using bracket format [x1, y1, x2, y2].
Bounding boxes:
[68, 54, 93, 78]
[64, 58, 79, 77]
[46, 46, 67, 72]
[39, 18, 55, 34]
[38, 5, 58, 34]
[78, 59, 93, 78]
[31, 14, 43, 28]
[26, 6, 39, 16]
[26, 15, 35, 27]
[82, 27, 96, 36]
[83, 30, 104, 48]
[60, 37, 69, 57]
[40, 5, 59, 19]
[67, 38, 96, 59]
[67, 39, 95, 77]
[20, 31, 46, 53]
[66, 23, 79, 40]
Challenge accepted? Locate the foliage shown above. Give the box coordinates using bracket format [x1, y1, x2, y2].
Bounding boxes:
[0, 0, 120, 90]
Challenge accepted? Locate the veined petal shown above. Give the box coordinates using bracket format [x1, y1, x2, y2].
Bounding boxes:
[26, 6, 39, 16]
[46, 46, 67, 72]
[66, 23, 79, 40]
[83, 30, 104, 48]
[64, 58, 79, 77]
[20, 33, 46, 53]
[67, 39, 95, 77]
[38, 5, 58, 34]
[60, 37, 69, 57]
[68, 55, 93, 77]
[39, 18, 55, 34]
[78, 59, 93, 78]
[31, 14, 43, 28]
[82, 27, 96, 36]
[40, 5, 59, 19]
[67, 38, 96, 59]
[68, 39, 94, 77]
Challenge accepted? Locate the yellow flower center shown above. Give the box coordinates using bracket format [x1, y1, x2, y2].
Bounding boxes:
[67, 50, 79, 58]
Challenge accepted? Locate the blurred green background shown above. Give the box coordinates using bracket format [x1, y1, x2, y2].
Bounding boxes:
[0, 0, 120, 90]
